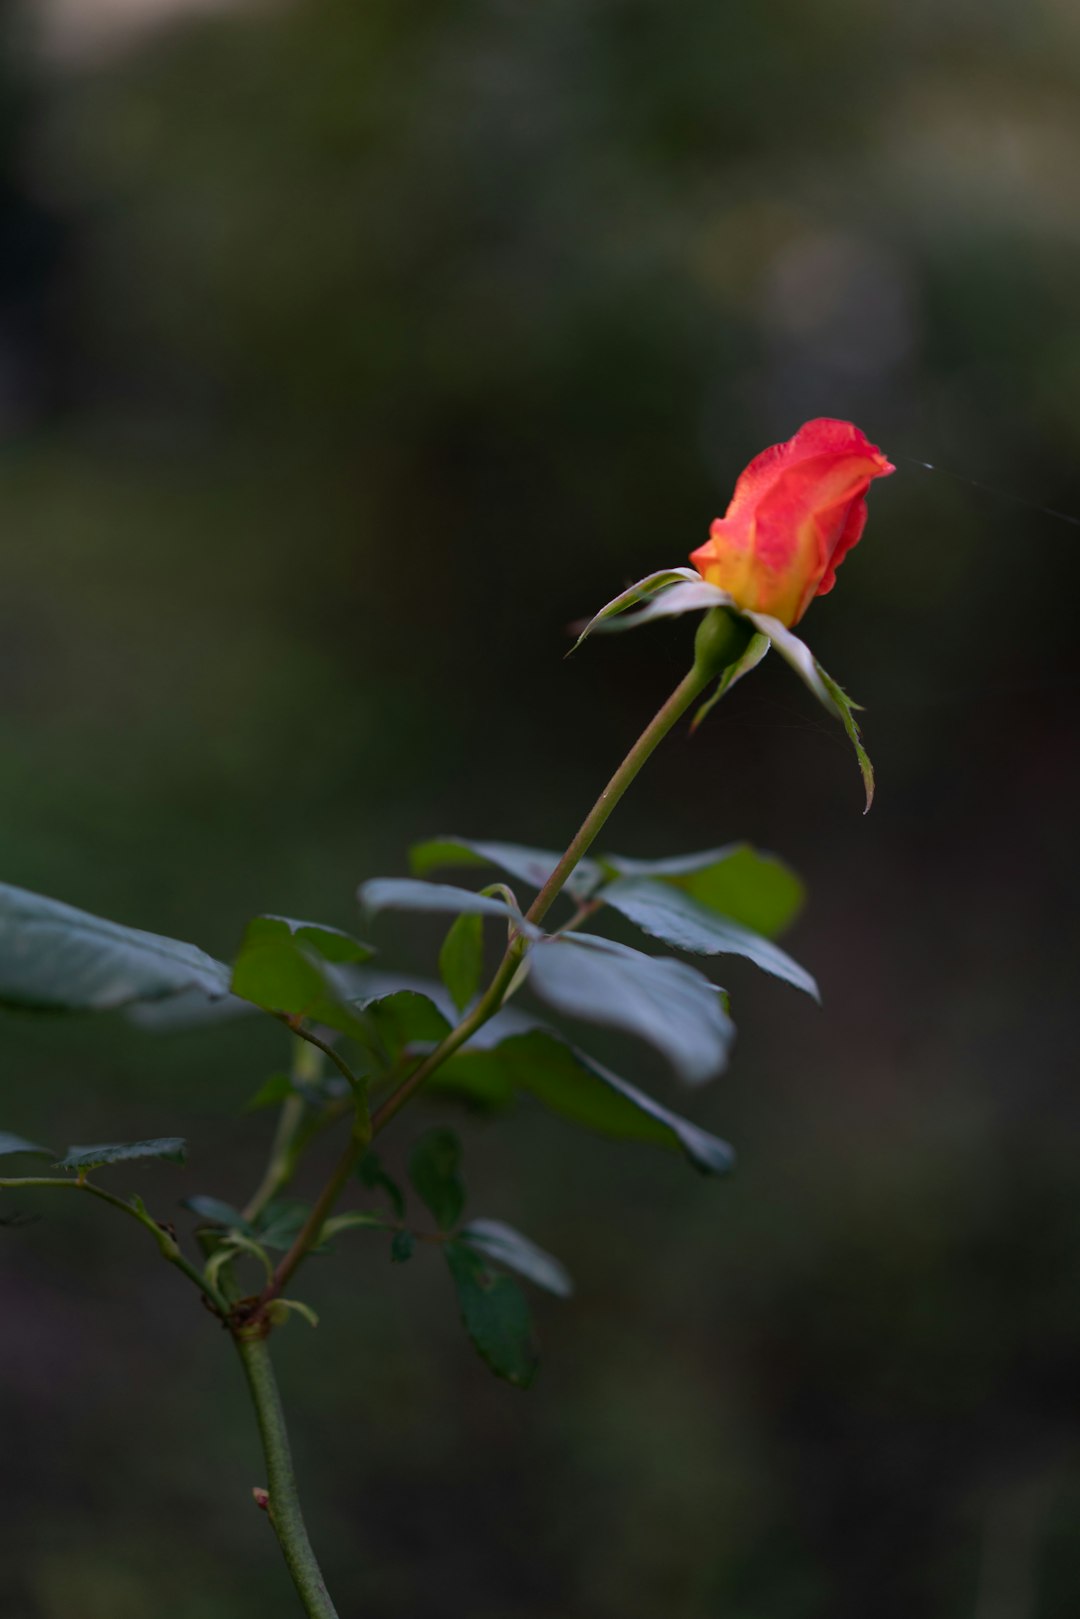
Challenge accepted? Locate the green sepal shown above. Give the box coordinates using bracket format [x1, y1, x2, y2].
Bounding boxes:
[815, 662, 875, 812]
[573, 573, 873, 806]
[568, 568, 704, 651]
[691, 630, 771, 731]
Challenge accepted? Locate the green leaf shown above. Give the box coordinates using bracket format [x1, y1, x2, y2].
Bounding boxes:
[230, 916, 372, 1046]
[267, 919, 374, 964]
[409, 1129, 465, 1231]
[361, 990, 452, 1059]
[816, 662, 875, 812]
[391, 1229, 415, 1264]
[409, 838, 602, 903]
[528, 934, 734, 1085]
[439, 912, 484, 1013]
[444, 1241, 538, 1388]
[56, 1138, 187, 1172]
[0, 1132, 53, 1159]
[243, 1072, 295, 1112]
[434, 1028, 735, 1176]
[255, 1199, 313, 1251]
[126, 990, 255, 1032]
[0, 884, 230, 1013]
[356, 1150, 406, 1218]
[568, 568, 703, 651]
[599, 878, 818, 1000]
[461, 1218, 572, 1298]
[602, 844, 804, 938]
[359, 878, 534, 930]
[183, 1195, 257, 1235]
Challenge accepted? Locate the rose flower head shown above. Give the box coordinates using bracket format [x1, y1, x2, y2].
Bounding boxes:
[690, 418, 894, 627]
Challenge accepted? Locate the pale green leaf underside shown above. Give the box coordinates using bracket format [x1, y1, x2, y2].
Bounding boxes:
[0, 883, 230, 1013]
[601, 844, 805, 938]
[568, 567, 701, 651]
[461, 1217, 573, 1298]
[359, 878, 536, 932]
[528, 933, 734, 1086]
[409, 837, 602, 901]
[433, 1027, 735, 1176]
[0, 1132, 53, 1159]
[56, 1138, 187, 1172]
[599, 877, 818, 999]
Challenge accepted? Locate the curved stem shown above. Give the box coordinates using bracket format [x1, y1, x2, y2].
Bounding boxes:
[260, 1136, 365, 1304]
[277, 1015, 365, 1092]
[523, 659, 711, 928]
[233, 1328, 339, 1619]
[257, 656, 713, 1305]
[369, 657, 714, 1132]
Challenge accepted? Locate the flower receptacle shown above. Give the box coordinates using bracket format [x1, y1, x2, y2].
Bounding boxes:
[692, 607, 755, 681]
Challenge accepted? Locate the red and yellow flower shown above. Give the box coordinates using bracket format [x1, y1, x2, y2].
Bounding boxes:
[689, 418, 894, 627]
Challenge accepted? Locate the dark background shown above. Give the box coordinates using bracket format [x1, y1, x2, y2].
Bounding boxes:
[2, 1, 1079, 1614]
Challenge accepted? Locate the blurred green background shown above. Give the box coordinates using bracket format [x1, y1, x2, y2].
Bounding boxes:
[2, 0, 1080, 1613]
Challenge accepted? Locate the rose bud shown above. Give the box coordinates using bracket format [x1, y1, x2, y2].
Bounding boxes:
[689, 418, 894, 627]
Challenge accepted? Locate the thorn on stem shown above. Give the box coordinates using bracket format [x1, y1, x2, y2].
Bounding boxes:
[252, 1487, 271, 1513]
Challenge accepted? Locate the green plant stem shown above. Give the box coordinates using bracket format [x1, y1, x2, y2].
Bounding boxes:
[243, 1039, 329, 1225]
[260, 1139, 364, 1304]
[233, 1327, 339, 1619]
[258, 656, 713, 1307]
[277, 1015, 364, 1092]
[523, 659, 712, 928]
[243, 1094, 305, 1224]
[0, 1175, 229, 1312]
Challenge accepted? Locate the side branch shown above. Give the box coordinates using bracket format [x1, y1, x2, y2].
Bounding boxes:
[0, 1175, 229, 1312]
